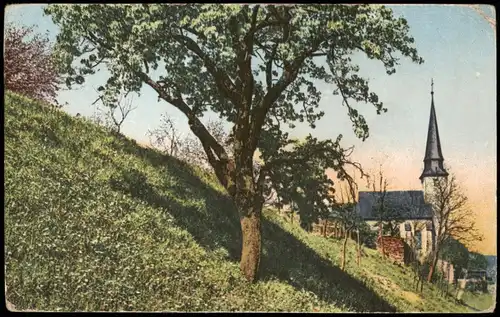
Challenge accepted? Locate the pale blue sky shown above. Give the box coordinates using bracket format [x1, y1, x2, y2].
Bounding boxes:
[4, 4, 497, 254]
[5, 4, 495, 155]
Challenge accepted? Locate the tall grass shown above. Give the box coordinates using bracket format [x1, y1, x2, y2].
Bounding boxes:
[4, 91, 471, 312]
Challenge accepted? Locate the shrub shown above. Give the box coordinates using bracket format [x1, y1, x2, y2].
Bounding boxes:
[4, 24, 61, 104]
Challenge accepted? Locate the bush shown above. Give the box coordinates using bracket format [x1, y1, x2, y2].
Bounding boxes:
[4, 24, 61, 104]
[466, 280, 488, 294]
[360, 226, 378, 249]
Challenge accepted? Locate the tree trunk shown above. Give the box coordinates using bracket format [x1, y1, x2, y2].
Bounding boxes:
[356, 228, 361, 266]
[323, 219, 328, 238]
[341, 227, 349, 271]
[427, 249, 440, 282]
[232, 149, 263, 283]
[420, 271, 424, 293]
[379, 222, 385, 258]
[240, 207, 261, 283]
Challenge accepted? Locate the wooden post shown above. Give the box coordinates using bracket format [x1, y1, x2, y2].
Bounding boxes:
[341, 226, 349, 271]
[356, 228, 361, 266]
[379, 222, 385, 258]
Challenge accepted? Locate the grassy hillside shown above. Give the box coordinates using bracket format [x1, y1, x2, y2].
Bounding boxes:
[461, 291, 495, 312]
[4, 91, 471, 312]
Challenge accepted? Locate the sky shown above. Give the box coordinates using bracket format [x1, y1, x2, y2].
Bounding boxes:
[4, 4, 496, 255]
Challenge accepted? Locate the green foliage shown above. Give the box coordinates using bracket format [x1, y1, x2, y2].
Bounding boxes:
[460, 291, 495, 312]
[468, 252, 488, 271]
[330, 202, 363, 231]
[357, 222, 378, 249]
[5, 91, 470, 312]
[44, 4, 425, 224]
[440, 238, 469, 273]
[465, 280, 488, 294]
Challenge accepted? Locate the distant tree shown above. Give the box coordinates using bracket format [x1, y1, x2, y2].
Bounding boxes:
[46, 4, 424, 282]
[468, 252, 488, 271]
[440, 238, 470, 281]
[271, 143, 365, 232]
[92, 90, 137, 133]
[107, 94, 137, 134]
[289, 168, 335, 232]
[4, 23, 61, 104]
[146, 114, 183, 157]
[370, 167, 407, 238]
[178, 119, 232, 169]
[147, 114, 232, 169]
[425, 170, 483, 282]
[333, 181, 364, 270]
[366, 166, 390, 257]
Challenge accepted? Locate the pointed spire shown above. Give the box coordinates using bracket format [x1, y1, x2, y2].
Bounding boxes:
[419, 79, 448, 182]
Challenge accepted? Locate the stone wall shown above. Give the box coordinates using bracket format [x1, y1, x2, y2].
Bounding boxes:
[311, 220, 346, 238]
[376, 236, 413, 265]
[436, 259, 455, 284]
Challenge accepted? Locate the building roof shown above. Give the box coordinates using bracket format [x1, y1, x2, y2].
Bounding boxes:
[356, 190, 433, 221]
[420, 80, 448, 181]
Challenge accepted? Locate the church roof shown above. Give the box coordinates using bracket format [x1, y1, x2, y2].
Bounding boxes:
[420, 80, 448, 181]
[356, 190, 433, 221]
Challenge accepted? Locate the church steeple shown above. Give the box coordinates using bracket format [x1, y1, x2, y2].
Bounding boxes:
[419, 79, 448, 183]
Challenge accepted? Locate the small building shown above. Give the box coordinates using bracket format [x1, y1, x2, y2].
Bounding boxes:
[357, 190, 435, 259]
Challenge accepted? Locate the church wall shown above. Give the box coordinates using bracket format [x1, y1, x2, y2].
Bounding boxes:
[400, 220, 434, 259]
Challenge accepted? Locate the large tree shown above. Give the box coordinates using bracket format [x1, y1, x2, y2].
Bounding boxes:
[425, 171, 483, 282]
[45, 4, 423, 282]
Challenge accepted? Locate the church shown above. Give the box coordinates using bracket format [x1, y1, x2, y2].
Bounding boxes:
[356, 80, 449, 261]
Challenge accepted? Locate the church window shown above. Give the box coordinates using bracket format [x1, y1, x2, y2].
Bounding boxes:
[415, 230, 422, 250]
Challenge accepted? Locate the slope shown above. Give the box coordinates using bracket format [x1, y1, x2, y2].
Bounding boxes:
[4, 91, 470, 312]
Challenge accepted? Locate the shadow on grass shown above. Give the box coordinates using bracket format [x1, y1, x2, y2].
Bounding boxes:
[108, 139, 397, 312]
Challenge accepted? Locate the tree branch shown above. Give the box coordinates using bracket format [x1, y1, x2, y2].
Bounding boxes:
[172, 34, 239, 105]
[249, 36, 326, 152]
[137, 70, 235, 192]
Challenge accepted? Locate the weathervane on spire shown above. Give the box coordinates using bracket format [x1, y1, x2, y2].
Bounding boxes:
[431, 78, 434, 95]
